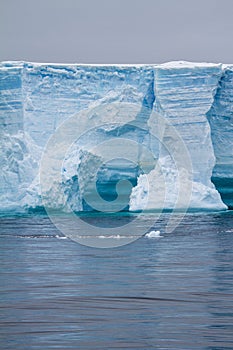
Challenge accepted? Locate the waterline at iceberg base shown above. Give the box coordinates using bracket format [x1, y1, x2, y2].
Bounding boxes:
[0, 61, 233, 214]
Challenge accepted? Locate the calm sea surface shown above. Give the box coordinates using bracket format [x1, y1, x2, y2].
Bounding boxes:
[1, 211, 233, 349]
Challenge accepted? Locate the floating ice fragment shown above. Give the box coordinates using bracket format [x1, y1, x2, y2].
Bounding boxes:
[145, 230, 162, 238]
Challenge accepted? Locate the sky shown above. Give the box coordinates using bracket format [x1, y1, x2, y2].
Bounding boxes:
[0, 0, 233, 64]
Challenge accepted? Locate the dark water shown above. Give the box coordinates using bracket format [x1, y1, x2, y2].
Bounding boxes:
[1, 212, 233, 349]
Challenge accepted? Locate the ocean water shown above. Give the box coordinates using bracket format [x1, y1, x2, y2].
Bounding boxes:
[0, 211, 233, 350]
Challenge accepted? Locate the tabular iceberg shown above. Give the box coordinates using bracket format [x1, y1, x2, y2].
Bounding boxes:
[0, 61, 232, 214]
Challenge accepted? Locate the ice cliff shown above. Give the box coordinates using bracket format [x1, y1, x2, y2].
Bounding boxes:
[0, 61, 232, 214]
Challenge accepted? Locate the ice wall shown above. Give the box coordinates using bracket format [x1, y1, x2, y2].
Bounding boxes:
[0, 61, 232, 213]
[207, 66, 233, 208]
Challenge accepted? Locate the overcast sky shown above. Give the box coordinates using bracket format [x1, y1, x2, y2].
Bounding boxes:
[1, 0, 233, 64]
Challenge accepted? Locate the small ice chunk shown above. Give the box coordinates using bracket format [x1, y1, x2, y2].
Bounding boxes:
[145, 230, 162, 238]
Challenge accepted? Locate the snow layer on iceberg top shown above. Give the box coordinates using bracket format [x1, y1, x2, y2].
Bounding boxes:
[158, 61, 222, 69]
[2, 60, 232, 69]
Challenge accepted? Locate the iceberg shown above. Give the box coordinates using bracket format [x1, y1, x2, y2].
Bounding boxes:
[0, 61, 232, 214]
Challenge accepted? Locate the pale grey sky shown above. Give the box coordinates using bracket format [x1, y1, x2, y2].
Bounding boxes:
[0, 0, 232, 64]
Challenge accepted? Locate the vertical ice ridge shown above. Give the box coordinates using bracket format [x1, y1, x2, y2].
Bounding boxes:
[0, 63, 26, 212]
[130, 63, 227, 211]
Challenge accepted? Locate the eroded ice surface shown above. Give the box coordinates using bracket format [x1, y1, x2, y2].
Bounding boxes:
[0, 61, 232, 213]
